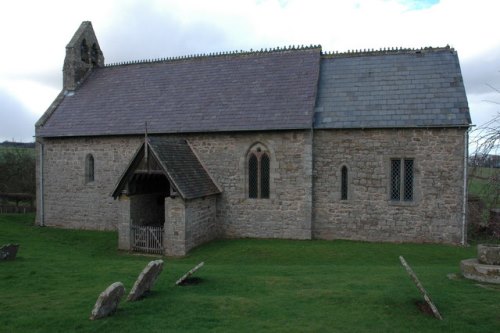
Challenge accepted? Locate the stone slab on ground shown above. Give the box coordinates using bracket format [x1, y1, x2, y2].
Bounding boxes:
[460, 258, 500, 284]
[90, 282, 125, 320]
[399, 256, 443, 320]
[0, 244, 19, 260]
[176, 262, 204, 285]
[127, 259, 164, 301]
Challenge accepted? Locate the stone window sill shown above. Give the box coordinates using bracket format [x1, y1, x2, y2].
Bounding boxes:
[388, 200, 418, 207]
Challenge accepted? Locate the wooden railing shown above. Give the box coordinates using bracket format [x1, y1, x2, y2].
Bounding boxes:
[131, 225, 164, 254]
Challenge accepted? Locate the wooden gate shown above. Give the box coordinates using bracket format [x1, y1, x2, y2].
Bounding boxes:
[131, 225, 164, 254]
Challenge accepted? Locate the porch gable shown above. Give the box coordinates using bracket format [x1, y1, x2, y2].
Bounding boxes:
[111, 137, 222, 200]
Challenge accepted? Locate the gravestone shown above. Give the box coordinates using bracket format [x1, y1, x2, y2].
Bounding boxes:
[0, 244, 19, 260]
[399, 256, 443, 320]
[90, 282, 125, 320]
[176, 262, 204, 285]
[127, 259, 164, 301]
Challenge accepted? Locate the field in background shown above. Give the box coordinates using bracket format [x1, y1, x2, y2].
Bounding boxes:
[1, 214, 499, 332]
[469, 166, 500, 208]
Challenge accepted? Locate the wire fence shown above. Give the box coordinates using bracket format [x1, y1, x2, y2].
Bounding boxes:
[0, 206, 36, 214]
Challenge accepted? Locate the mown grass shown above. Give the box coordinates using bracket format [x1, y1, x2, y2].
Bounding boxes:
[1, 214, 499, 332]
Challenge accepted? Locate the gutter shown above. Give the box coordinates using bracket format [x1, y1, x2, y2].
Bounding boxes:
[39, 140, 45, 227]
[461, 128, 469, 245]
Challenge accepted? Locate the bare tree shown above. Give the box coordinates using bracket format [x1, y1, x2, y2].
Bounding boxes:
[468, 110, 500, 235]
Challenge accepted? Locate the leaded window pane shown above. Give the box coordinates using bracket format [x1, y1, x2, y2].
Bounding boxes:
[341, 166, 348, 200]
[403, 159, 413, 201]
[390, 159, 401, 200]
[261, 154, 270, 199]
[248, 154, 258, 198]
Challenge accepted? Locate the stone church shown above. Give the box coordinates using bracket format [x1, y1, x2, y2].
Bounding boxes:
[35, 22, 471, 256]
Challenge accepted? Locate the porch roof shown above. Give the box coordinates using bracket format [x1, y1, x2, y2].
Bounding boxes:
[112, 137, 221, 200]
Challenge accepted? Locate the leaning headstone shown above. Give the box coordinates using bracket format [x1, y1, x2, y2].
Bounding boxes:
[0, 244, 19, 260]
[176, 262, 204, 285]
[127, 259, 164, 301]
[399, 256, 443, 320]
[90, 282, 125, 320]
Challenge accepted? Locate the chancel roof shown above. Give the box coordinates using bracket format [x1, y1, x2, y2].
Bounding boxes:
[314, 47, 471, 129]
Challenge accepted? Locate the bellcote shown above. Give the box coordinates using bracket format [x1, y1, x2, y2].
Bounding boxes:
[63, 21, 104, 91]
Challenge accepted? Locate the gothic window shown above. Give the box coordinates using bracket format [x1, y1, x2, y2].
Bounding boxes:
[341, 166, 348, 200]
[249, 154, 258, 198]
[261, 154, 270, 198]
[248, 145, 270, 199]
[80, 39, 89, 63]
[390, 158, 413, 201]
[85, 154, 94, 183]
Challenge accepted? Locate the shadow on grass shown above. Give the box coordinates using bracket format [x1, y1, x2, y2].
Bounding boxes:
[177, 277, 205, 286]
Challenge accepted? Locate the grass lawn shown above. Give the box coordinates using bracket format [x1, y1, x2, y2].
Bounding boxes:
[1, 214, 499, 332]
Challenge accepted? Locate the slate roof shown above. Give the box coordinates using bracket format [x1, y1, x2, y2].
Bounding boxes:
[148, 137, 221, 199]
[36, 47, 321, 137]
[37, 46, 471, 138]
[112, 137, 221, 200]
[314, 47, 471, 129]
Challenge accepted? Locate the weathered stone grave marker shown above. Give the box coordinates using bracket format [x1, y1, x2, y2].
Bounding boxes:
[127, 259, 164, 301]
[0, 244, 19, 260]
[176, 262, 204, 285]
[90, 282, 125, 320]
[399, 256, 443, 320]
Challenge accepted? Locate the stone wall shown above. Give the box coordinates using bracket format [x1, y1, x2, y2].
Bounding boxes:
[164, 196, 186, 256]
[36, 136, 142, 230]
[186, 131, 313, 240]
[184, 196, 218, 253]
[313, 128, 467, 244]
[118, 194, 218, 256]
[36, 127, 467, 247]
[117, 196, 130, 250]
[36, 131, 313, 242]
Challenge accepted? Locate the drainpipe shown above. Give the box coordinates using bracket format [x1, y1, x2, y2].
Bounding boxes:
[39, 140, 45, 227]
[461, 128, 469, 246]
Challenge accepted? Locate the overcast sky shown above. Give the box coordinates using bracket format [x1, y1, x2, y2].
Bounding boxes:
[0, 0, 498, 142]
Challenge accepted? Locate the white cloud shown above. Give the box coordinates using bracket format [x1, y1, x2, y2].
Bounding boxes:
[0, 0, 499, 137]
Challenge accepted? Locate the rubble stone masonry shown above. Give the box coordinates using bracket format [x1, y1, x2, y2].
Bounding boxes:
[36, 127, 466, 245]
[313, 128, 467, 244]
[36, 130, 313, 240]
